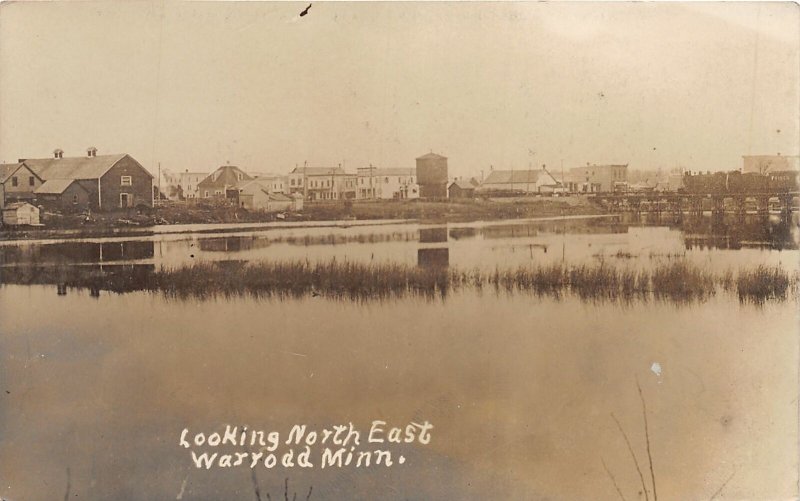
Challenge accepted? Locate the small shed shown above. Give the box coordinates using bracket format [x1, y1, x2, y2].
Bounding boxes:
[448, 179, 476, 199]
[2, 202, 40, 225]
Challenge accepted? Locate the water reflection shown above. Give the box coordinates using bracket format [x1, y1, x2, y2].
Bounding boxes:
[0, 240, 155, 265]
[682, 215, 797, 250]
[417, 248, 450, 268]
[0, 214, 796, 280]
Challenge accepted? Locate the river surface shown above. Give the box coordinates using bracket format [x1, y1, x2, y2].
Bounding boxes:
[0, 214, 798, 500]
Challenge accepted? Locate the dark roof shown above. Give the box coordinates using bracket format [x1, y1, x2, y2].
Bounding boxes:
[289, 166, 346, 176]
[35, 179, 87, 194]
[449, 180, 476, 190]
[416, 153, 447, 161]
[21, 154, 149, 180]
[0, 163, 24, 183]
[482, 170, 544, 185]
[198, 165, 252, 188]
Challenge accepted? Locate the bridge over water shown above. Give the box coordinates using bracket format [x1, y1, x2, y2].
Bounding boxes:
[592, 191, 799, 217]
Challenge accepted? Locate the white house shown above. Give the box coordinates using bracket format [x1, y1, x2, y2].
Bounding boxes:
[477, 168, 559, 194]
[356, 167, 419, 199]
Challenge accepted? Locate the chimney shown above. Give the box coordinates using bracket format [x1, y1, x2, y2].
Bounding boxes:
[53, 148, 64, 159]
[87, 146, 97, 157]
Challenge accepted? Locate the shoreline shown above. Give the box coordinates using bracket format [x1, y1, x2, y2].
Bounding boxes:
[0, 197, 603, 243]
[0, 213, 619, 246]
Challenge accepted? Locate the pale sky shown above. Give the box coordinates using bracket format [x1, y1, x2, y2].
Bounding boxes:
[1, 1, 798, 178]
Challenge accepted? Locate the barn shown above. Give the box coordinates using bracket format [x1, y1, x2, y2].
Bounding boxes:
[21, 148, 154, 211]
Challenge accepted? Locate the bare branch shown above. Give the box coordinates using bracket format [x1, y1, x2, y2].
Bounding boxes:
[601, 457, 627, 501]
[611, 412, 649, 501]
[637, 378, 658, 501]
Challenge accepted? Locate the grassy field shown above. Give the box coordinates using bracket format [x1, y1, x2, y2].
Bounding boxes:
[306, 196, 601, 222]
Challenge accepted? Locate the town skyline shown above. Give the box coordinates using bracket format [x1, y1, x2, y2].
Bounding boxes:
[1, 2, 798, 178]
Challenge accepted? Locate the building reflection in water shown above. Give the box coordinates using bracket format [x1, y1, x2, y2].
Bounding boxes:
[0, 240, 155, 265]
[418, 226, 450, 267]
[682, 215, 797, 250]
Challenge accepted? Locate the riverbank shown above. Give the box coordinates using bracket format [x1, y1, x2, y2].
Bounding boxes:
[0, 196, 602, 241]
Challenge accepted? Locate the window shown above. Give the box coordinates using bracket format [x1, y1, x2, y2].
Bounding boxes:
[121, 176, 132, 186]
[237, 173, 243, 181]
[72, 194, 78, 204]
[204, 191, 209, 197]
[384, 177, 389, 183]
[29, 176, 35, 186]
[11, 176, 17, 187]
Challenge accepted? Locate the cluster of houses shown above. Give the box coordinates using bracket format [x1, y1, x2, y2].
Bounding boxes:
[2, 146, 796, 225]
[158, 153, 638, 205]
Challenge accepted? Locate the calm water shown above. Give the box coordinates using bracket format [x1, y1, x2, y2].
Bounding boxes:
[1, 215, 798, 500]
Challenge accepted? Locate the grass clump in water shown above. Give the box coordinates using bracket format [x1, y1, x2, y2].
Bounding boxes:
[736, 265, 790, 303]
[1, 259, 796, 305]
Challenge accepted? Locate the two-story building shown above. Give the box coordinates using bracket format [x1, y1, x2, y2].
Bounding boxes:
[249, 173, 287, 194]
[565, 164, 628, 193]
[287, 166, 356, 201]
[0, 162, 43, 208]
[356, 166, 419, 199]
[197, 165, 252, 199]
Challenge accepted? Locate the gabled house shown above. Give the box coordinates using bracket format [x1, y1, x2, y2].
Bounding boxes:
[448, 179, 477, 199]
[0, 162, 43, 208]
[14, 148, 154, 211]
[197, 165, 252, 198]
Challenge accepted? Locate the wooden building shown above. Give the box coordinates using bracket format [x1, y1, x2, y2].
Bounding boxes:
[197, 165, 252, 198]
[448, 179, 477, 199]
[34, 179, 92, 212]
[19, 148, 154, 210]
[0, 162, 43, 208]
[2, 202, 40, 226]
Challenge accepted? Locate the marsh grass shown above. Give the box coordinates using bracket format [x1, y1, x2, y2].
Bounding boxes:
[736, 265, 791, 303]
[1, 259, 795, 304]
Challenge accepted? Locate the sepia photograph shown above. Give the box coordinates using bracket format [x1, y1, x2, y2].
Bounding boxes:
[0, 1, 798, 499]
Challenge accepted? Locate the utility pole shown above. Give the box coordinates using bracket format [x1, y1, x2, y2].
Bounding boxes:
[303, 160, 308, 200]
[527, 161, 532, 194]
[158, 162, 161, 204]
